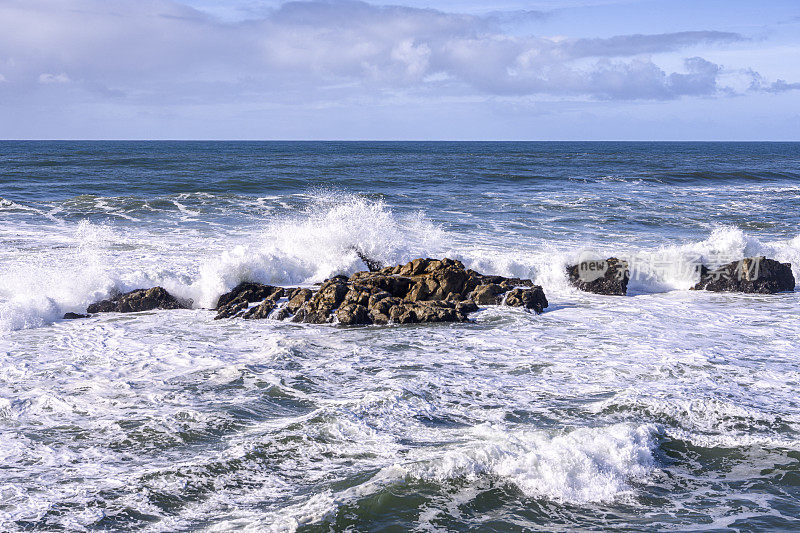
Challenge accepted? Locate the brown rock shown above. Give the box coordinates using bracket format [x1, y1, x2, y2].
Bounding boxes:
[336, 304, 371, 325]
[287, 288, 313, 313]
[243, 300, 277, 320]
[567, 257, 629, 296]
[469, 283, 505, 305]
[692, 257, 795, 294]
[213, 257, 549, 325]
[87, 287, 190, 314]
[215, 282, 283, 310]
[504, 287, 549, 314]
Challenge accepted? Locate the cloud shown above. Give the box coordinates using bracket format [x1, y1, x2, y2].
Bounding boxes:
[0, 0, 793, 106]
[38, 72, 71, 84]
[763, 79, 800, 93]
[564, 32, 744, 59]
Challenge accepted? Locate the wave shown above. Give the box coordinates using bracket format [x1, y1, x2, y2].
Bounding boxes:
[187, 193, 447, 308]
[618, 226, 800, 294]
[1, 193, 798, 332]
[406, 423, 658, 503]
[592, 393, 800, 450]
[262, 423, 659, 531]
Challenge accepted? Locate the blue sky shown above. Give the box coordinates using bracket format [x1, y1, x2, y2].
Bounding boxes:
[0, 0, 798, 140]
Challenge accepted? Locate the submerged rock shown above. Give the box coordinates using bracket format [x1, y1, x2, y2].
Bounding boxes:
[566, 257, 629, 296]
[86, 287, 190, 314]
[214, 257, 548, 325]
[692, 257, 795, 294]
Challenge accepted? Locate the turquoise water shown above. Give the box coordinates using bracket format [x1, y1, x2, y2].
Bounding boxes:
[1, 142, 799, 531]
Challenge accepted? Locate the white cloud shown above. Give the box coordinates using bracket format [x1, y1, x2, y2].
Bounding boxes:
[38, 72, 71, 84]
[0, 74, 6, 83]
[0, 0, 795, 106]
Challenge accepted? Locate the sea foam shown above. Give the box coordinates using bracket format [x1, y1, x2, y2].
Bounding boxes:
[1, 194, 798, 332]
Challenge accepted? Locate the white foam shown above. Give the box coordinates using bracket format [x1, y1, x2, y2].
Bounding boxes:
[2, 193, 798, 332]
[407, 423, 658, 503]
[188, 193, 446, 307]
[254, 423, 658, 531]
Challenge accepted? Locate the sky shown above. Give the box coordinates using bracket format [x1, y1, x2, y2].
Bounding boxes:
[0, 0, 799, 140]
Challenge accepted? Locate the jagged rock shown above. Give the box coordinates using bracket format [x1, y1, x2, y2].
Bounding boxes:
[456, 300, 479, 315]
[87, 287, 190, 314]
[504, 287, 549, 313]
[214, 282, 287, 319]
[336, 304, 371, 325]
[469, 283, 505, 305]
[566, 257, 629, 296]
[286, 288, 313, 313]
[692, 257, 795, 294]
[411, 301, 461, 323]
[342, 285, 371, 307]
[214, 257, 548, 325]
[63, 312, 90, 320]
[272, 307, 292, 321]
[242, 300, 276, 319]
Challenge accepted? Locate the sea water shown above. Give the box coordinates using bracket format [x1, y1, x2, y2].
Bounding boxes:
[1, 141, 799, 531]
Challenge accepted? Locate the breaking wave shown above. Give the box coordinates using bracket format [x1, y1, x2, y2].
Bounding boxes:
[1, 193, 798, 332]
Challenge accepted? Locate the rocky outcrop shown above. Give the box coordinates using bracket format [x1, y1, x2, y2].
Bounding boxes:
[214, 282, 287, 320]
[63, 312, 90, 320]
[213, 258, 548, 325]
[567, 257, 629, 296]
[86, 287, 190, 314]
[692, 257, 795, 294]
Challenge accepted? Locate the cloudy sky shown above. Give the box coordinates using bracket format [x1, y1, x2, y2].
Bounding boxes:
[1, 0, 798, 139]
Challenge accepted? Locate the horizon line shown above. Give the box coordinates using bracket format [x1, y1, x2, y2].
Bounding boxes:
[2, 139, 800, 143]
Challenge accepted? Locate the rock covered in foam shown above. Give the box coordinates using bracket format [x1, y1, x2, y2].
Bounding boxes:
[566, 257, 630, 296]
[86, 287, 190, 314]
[214, 282, 287, 319]
[213, 257, 548, 325]
[692, 256, 795, 294]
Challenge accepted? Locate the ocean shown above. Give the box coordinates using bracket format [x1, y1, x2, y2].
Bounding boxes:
[1, 141, 799, 531]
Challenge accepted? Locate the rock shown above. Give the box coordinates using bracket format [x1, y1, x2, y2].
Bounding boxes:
[292, 302, 331, 324]
[504, 287, 549, 313]
[87, 287, 190, 314]
[242, 300, 276, 319]
[469, 283, 505, 305]
[566, 257, 629, 296]
[692, 257, 795, 294]
[336, 304, 371, 325]
[286, 288, 313, 313]
[214, 282, 286, 319]
[213, 257, 549, 324]
[456, 300, 479, 315]
[272, 306, 292, 321]
[216, 282, 284, 309]
[314, 278, 349, 309]
[63, 312, 90, 320]
[342, 285, 371, 307]
[411, 301, 461, 323]
[215, 300, 248, 320]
